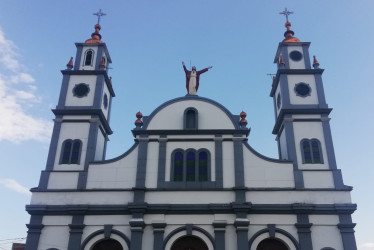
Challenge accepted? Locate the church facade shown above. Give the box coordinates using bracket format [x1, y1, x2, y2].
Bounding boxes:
[25, 18, 357, 250]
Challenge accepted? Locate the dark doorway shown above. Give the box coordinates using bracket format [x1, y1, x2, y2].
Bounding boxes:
[92, 239, 123, 250]
[171, 235, 209, 250]
[256, 238, 289, 250]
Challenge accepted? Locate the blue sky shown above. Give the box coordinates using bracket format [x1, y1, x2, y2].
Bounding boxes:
[0, 1, 373, 249]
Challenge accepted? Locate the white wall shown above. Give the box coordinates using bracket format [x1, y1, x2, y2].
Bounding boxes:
[86, 146, 138, 189]
[287, 46, 306, 69]
[243, 147, 294, 188]
[65, 75, 97, 106]
[287, 74, 318, 105]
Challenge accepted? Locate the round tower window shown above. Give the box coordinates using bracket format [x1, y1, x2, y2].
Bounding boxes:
[73, 83, 90, 97]
[294, 82, 311, 97]
[103, 93, 108, 109]
[289, 50, 303, 61]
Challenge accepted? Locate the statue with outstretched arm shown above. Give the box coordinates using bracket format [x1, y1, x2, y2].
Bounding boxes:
[182, 61, 212, 95]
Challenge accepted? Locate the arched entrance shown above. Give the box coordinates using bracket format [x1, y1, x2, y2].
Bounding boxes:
[92, 239, 123, 250]
[171, 235, 208, 250]
[256, 238, 288, 250]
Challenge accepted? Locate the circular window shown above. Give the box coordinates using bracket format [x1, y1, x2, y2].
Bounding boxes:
[277, 93, 281, 109]
[103, 93, 108, 109]
[289, 50, 303, 61]
[73, 83, 90, 97]
[294, 82, 311, 97]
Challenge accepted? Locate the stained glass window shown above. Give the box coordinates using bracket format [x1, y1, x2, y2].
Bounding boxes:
[186, 152, 195, 181]
[60, 139, 81, 164]
[174, 152, 183, 181]
[199, 151, 208, 181]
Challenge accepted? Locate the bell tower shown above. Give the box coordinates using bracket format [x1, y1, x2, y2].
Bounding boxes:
[38, 14, 115, 190]
[270, 10, 346, 189]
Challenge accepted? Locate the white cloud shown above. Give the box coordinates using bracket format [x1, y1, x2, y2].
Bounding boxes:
[0, 179, 31, 195]
[0, 26, 52, 143]
[361, 243, 374, 250]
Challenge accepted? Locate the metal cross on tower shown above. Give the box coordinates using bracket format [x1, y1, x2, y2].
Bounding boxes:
[93, 9, 106, 24]
[279, 8, 294, 22]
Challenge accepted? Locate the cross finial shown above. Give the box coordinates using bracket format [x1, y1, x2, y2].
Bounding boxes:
[279, 8, 293, 22]
[93, 9, 106, 24]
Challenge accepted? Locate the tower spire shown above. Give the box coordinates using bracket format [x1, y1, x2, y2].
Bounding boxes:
[93, 9, 106, 25]
[279, 8, 300, 42]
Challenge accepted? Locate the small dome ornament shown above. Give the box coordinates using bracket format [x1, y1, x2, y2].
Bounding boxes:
[135, 111, 143, 128]
[239, 111, 248, 128]
[66, 57, 73, 70]
[85, 24, 103, 43]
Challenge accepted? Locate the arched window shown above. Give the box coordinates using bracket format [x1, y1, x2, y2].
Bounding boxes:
[60, 139, 82, 164]
[199, 151, 208, 181]
[184, 107, 198, 130]
[257, 238, 288, 250]
[186, 151, 196, 181]
[84, 49, 94, 66]
[171, 235, 208, 250]
[92, 239, 123, 250]
[301, 139, 323, 164]
[173, 151, 184, 181]
[171, 149, 210, 182]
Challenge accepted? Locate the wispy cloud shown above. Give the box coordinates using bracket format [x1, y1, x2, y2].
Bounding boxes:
[0, 27, 52, 143]
[0, 178, 31, 195]
[361, 243, 374, 250]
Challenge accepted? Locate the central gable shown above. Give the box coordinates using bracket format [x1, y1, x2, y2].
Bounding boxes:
[143, 96, 239, 130]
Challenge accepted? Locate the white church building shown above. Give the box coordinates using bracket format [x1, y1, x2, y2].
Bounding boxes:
[24, 13, 357, 250]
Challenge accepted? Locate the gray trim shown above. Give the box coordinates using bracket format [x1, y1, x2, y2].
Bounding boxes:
[129, 218, 145, 250]
[52, 109, 113, 135]
[25, 215, 44, 250]
[80, 228, 130, 250]
[243, 142, 293, 163]
[184, 107, 198, 130]
[234, 218, 249, 250]
[213, 221, 226, 250]
[214, 135, 224, 187]
[152, 222, 166, 250]
[77, 121, 99, 189]
[38, 171, 50, 189]
[75, 42, 112, 63]
[248, 226, 300, 250]
[295, 214, 313, 250]
[58, 74, 71, 107]
[281, 45, 290, 69]
[273, 108, 332, 135]
[68, 215, 85, 250]
[157, 137, 167, 187]
[302, 44, 312, 69]
[283, 117, 304, 188]
[163, 225, 215, 249]
[93, 74, 105, 108]
[95, 46, 104, 70]
[134, 136, 148, 202]
[321, 116, 338, 171]
[314, 73, 328, 107]
[74, 45, 83, 70]
[274, 42, 311, 63]
[104, 224, 112, 238]
[338, 214, 357, 250]
[233, 138, 245, 202]
[60, 70, 115, 97]
[132, 128, 249, 137]
[45, 119, 63, 171]
[91, 142, 138, 164]
[141, 95, 241, 130]
[270, 68, 324, 97]
[26, 203, 357, 216]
